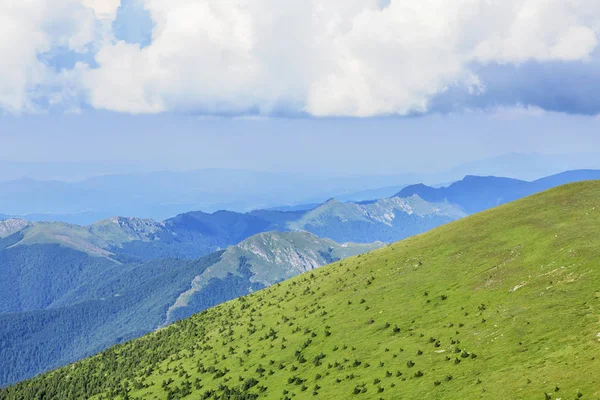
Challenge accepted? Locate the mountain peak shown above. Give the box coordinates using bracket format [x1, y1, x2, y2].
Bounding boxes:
[93, 216, 165, 232]
[393, 182, 438, 199]
[106, 216, 162, 227]
[461, 174, 484, 180]
[0, 218, 29, 238]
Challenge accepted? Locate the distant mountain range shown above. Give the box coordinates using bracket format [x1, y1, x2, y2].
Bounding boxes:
[3, 152, 599, 223]
[0, 169, 416, 222]
[397, 169, 600, 214]
[0, 194, 462, 262]
[4, 169, 597, 257]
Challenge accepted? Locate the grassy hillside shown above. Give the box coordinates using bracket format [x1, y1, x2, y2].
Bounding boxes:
[3, 182, 600, 399]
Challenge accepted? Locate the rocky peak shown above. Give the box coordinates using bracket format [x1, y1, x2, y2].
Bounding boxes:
[0, 218, 29, 238]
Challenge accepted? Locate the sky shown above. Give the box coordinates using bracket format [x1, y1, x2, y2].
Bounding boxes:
[1, 0, 600, 179]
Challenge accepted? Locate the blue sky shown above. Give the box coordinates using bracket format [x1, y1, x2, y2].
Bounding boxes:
[1, 0, 599, 178]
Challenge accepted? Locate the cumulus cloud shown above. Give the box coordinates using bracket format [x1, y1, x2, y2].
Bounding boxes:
[0, 1, 99, 112]
[1, 0, 600, 116]
[431, 50, 600, 115]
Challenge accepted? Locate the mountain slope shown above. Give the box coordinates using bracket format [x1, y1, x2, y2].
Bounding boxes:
[396, 169, 600, 213]
[0, 251, 223, 387]
[0, 244, 117, 314]
[532, 169, 600, 190]
[4, 181, 599, 399]
[289, 196, 465, 243]
[165, 231, 383, 323]
[0, 231, 379, 387]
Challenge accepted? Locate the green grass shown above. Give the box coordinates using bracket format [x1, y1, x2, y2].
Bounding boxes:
[3, 181, 600, 399]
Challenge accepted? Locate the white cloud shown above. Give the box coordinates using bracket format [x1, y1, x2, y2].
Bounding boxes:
[489, 105, 548, 120]
[0, 1, 97, 113]
[1, 0, 599, 115]
[470, 0, 600, 63]
[81, 0, 120, 20]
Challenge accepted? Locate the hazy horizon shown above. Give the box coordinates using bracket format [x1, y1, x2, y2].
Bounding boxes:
[3, 110, 600, 183]
[1, 151, 600, 183]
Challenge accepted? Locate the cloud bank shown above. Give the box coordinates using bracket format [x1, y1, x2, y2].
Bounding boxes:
[1, 0, 599, 116]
